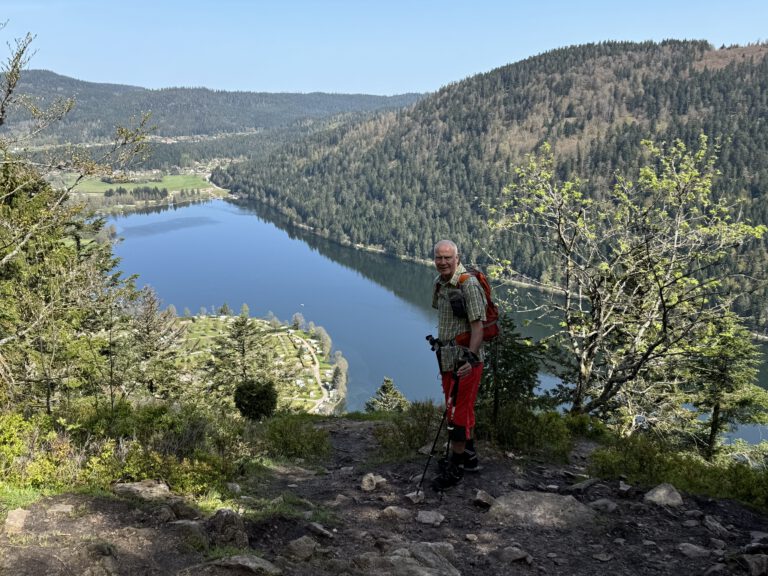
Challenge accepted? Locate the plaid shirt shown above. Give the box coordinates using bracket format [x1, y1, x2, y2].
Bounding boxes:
[432, 263, 487, 372]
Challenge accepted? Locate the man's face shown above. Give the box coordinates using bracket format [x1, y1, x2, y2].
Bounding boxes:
[434, 244, 459, 280]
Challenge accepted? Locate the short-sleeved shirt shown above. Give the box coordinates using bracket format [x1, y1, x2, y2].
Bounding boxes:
[432, 263, 486, 372]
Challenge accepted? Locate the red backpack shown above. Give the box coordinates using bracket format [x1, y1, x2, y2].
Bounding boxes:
[453, 267, 500, 347]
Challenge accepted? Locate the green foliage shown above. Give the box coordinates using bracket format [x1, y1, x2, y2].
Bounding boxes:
[372, 400, 443, 461]
[0, 413, 35, 472]
[261, 414, 330, 461]
[562, 412, 608, 440]
[679, 313, 768, 459]
[479, 313, 544, 422]
[364, 377, 410, 413]
[492, 137, 766, 424]
[234, 379, 278, 421]
[589, 435, 768, 512]
[477, 405, 573, 461]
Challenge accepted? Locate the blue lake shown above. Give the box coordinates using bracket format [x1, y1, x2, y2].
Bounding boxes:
[109, 199, 766, 444]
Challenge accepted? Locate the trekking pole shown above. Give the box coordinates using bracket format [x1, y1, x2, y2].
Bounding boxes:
[416, 334, 448, 495]
[416, 407, 447, 495]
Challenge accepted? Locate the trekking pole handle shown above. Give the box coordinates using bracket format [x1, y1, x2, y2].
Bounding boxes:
[425, 334, 443, 351]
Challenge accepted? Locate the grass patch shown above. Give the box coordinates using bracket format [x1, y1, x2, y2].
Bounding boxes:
[58, 174, 213, 194]
[0, 484, 50, 518]
[240, 491, 319, 522]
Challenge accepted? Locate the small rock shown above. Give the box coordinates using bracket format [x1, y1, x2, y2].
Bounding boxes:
[308, 522, 334, 539]
[113, 479, 171, 501]
[677, 542, 710, 558]
[510, 478, 533, 490]
[47, 503, 74, 515]
[361, 472, 387, 492]
[206, 509, 248, 548]
[593, 553, 613, 562]
[472, 490, 495, 509]
[497, 546, 531, 563]
[380, 506, 411, 521]
[416, 510, 445, 526]
[704, 515, 731, 538]
[563, 477, 599, 494]
[682, 519, 700, 528]
[4, 509, 29, 534]
[589, 498, 618, 514]
[287, 535, 318, 560]
[466, 533, 478, 542]
[404, 490, 426, 504]
[329, 494, 351, 507]
[618, 480, 633, 495]
[225, 482, 241, 495]
[409, 472, 426, 483]
[644, 483, 683, 507]
[214, 554, 283, 575]
[710, 538, 727, 550]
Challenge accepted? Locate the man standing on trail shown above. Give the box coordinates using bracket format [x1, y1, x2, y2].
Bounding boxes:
[430, 239, 484, 491]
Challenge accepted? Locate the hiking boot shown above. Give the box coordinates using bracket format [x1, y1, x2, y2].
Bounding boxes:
[438, 450, 481, 473]
[463, 449, 482, 473]
[431, 460, 463, 492]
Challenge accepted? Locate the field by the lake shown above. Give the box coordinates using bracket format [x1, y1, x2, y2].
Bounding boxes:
[57, 172, 229, 214]
[68, 174, 213, 193]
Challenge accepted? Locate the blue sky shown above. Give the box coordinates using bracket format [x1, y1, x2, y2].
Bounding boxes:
[3, 1, 766, 95]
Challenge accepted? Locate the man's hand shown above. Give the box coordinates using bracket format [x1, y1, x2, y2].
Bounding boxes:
[457, 350, 480, 377]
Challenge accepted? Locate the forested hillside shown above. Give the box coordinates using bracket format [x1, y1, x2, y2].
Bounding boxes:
[210, 40, 768, 328]
[5, 69, 421, 148]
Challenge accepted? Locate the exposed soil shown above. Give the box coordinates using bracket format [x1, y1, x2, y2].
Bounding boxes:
[2, 417, 767, 575]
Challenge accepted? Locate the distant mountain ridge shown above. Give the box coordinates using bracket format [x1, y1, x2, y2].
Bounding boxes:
[9, 69, 422, 142]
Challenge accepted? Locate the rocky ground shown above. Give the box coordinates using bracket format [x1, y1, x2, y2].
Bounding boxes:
[2, 417, 768, 576]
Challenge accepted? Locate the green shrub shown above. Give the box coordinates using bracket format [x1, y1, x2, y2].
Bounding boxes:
[563, 412, 607, 440]
[0, 413, 84, 488]
[120, 442, 228, 495]
[234, 379, 278, 421]
[372, 400, 442, 461]
[62, 399, 236, 460]
[0, 413, 34, 474]
[262, 414, 330, 461]
[477, 404, 573, 460]
[365, 378, 410, 413]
